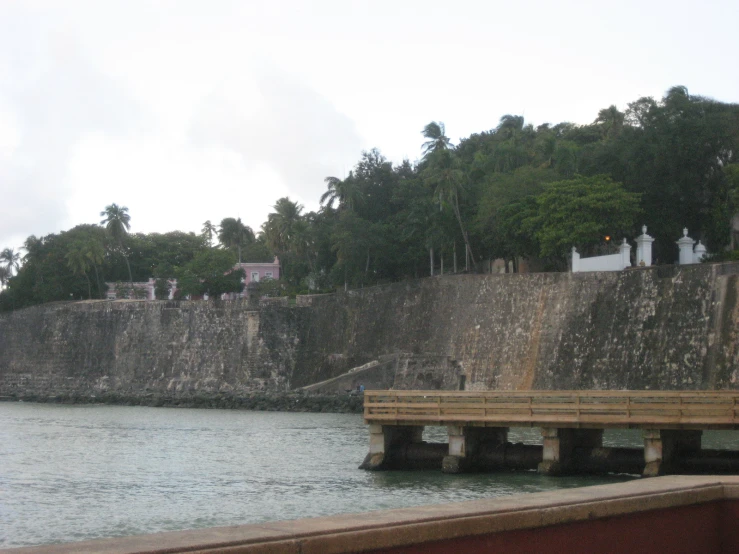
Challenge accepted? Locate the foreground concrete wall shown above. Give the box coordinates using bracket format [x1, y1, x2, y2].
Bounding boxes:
[2, 263, 739, 398]
[3, 477, 739, 553]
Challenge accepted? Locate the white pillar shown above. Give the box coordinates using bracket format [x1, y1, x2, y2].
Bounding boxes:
[635, 225, 655, 267]
[693, 241, 707, 263]
[571, 247, 580, 273]
[619, 238, 632, 269]
[677, 228, 696, 265]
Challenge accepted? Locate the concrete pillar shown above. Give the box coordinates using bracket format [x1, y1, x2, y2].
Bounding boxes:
[677, 228, 696, 265]
[693, 241, 707, 263]
[643, 429, 702, 477]
[538, 428, 604, 475]
[360, 425, 424, 471]
[571, 247, 580, 273]
[443, 426, 508, 473]
[635, 225, 655, 267]
[619, 239, 632, 269]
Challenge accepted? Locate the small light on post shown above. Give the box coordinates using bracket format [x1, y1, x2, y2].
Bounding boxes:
[604, 235, 611, 242]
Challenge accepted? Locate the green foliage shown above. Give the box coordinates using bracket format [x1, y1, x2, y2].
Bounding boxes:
[3, 85, 739, 312]
[100, 203, 133, 284]
[127, 231, 208, 281]
[154, 278, 171, 300]
[251, 277, 286, 298]
[218, 218, 254, 263]
[525, 175, 642, 260]
[476, 167, 558, 263]
[175, 248, 243, 299]
[421, 121, 452, 158]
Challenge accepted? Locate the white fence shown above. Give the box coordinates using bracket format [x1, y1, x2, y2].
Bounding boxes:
[572, 226, 708, 273]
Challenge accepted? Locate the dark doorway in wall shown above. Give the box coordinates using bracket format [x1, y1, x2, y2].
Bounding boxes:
[458, 375, 466, 391]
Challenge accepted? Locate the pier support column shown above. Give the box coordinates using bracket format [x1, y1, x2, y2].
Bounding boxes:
[359, 424, 424, 471]
[538, 428, 604, 475]
[443, 426, 508, 473]
[643, 429, 702, 477]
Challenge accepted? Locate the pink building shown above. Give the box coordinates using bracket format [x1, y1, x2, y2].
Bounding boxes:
[106, 258, 280, 301]
[235, 257, 281, 285]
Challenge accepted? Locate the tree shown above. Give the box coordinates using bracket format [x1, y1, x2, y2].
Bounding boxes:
[174, 249, 244, 299]
[524, 175, 642, 264]
[22, 236, 44, 263]
[201, 220, 217, 246]
[476, 167, 557, 269]
[218, 218, 254, 263]
[262, 198, 304, 269]
[595, 105, 625, 139]
[320, 173, 364, 211]
[0, 266, 9, 289]
[65, 241, 93, 299]
[422, 149, 477, 270]
[127, 231, 208, 281]
[83, 237, 106, 298]
[100, 203, 133, 287]
[1, 248, 21, 277]
[262, 197, 307, 286]
[421, 121, 452, 158]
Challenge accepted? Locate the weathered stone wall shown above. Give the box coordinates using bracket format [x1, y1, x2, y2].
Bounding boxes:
[0, 299, 303, 398]
[294, 263, 739, 391]
[2, 263, 739, 400]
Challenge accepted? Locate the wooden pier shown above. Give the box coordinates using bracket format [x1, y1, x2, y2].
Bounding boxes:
[362, 390, 739, 476]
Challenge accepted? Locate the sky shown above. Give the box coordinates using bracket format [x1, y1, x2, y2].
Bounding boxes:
[1, 0, 737, 253]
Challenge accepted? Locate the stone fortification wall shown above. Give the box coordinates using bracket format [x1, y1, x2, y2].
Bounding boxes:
[295, 263, 739, 391]
[0, 300, 302, 398]
[2, 263, 739, 401]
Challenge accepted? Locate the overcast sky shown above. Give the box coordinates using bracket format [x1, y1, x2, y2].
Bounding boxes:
[1, 0, 737, 252]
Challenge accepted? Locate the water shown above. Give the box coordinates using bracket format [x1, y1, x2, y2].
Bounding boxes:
[2, 403, 736, 549]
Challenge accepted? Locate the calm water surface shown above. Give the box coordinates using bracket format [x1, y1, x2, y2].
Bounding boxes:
[3, 402, 737, 548]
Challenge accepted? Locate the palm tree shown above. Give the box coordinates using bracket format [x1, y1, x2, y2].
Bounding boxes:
[496, 115, 525, 139]
[422, 150, 477, 271]
[22, 235, 43, 263]
[320, 173, 364, 211]
[202, 220, 217, 246]
[262, 198, 305, 279]
[66, 242, 92, 299]
[0, 248, 20, 277]
[595, 105, 625, 139]
[421, 122, 452, 158]
[0, 266, 9, 289]
[263, 197, 304, 253]
[83, 237, 106, 298]
[100, 203, 133, 287]
[218, 218, 254, 263]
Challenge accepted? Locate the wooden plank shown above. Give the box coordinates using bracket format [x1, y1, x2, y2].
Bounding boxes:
[363, 390, 739, 429]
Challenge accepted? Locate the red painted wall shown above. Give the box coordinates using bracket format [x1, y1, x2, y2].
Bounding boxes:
[370, 501, 738, 554]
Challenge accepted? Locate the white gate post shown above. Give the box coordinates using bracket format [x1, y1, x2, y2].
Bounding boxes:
[693, 241, 707, 263]
[619, 239, 632, 269]
[635, 225, 655, 267]
[677, 228, 696, 265]
[571, 247, 580, 273]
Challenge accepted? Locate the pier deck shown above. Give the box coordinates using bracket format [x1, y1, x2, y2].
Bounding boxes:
[364, 390, 739, 430]
[361, 390, 739, 476]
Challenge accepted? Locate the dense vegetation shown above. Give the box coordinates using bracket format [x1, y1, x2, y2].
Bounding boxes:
[2, 86, 738, 311]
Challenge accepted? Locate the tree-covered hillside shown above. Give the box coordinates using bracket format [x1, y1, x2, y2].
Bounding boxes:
[2, 86, 738, 311]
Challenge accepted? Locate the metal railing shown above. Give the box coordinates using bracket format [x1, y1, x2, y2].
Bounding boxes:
[363, 390, 739, 429]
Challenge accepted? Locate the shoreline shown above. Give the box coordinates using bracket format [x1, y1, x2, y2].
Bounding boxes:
[0, 391, 365, 413]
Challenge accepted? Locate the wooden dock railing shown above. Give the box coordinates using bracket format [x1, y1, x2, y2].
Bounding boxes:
[363, 390, 739, 430]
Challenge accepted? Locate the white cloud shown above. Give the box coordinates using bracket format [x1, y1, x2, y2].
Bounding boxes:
[1, 0, 737, 252]
[0, 15, 141, 249]
[189, 65, 365, 203]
